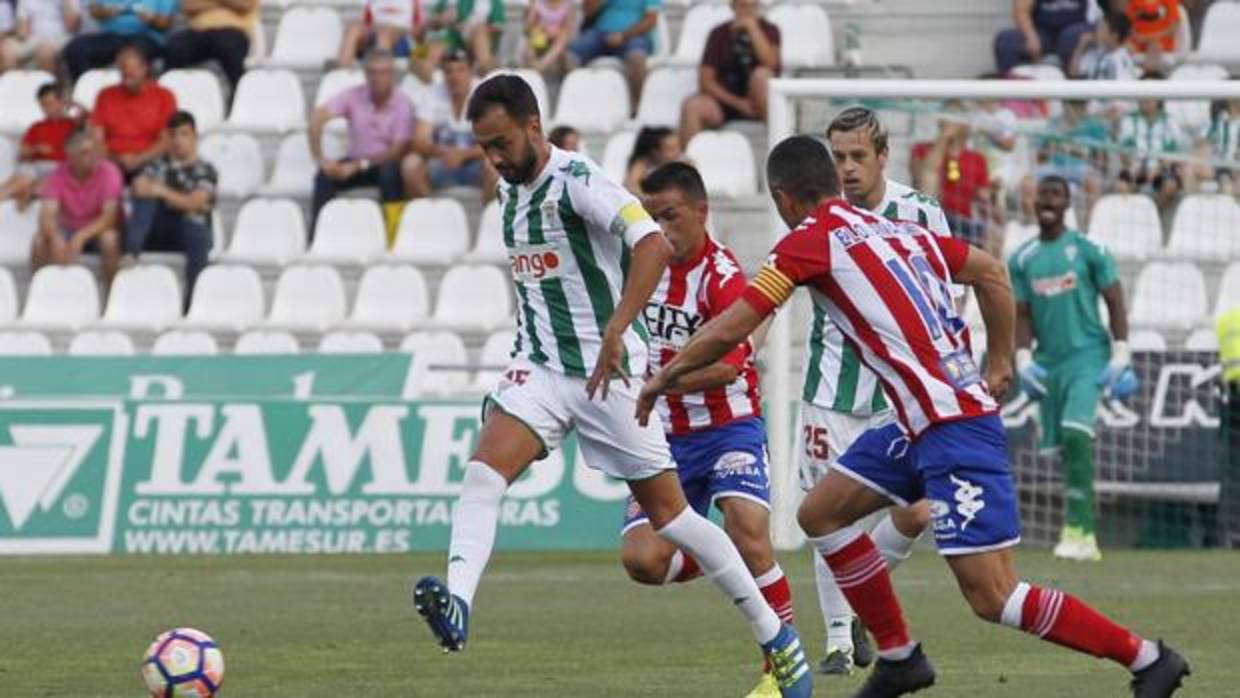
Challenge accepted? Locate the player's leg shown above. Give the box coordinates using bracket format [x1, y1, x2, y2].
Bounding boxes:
[1058, 362, 1105, 560]
[415, 363, 564, 651]
[618, 465, 709, 585]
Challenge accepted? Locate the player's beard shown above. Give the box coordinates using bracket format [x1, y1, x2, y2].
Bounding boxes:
[502, 138, 540, 185]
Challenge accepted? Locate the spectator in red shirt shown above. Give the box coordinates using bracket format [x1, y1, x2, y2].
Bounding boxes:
[0, 82, 81, 209]
[32, 129, 123, 283]
[678, 0, 780, 146]
[910, 105, 992, 247]
[88, 42, 177, 178]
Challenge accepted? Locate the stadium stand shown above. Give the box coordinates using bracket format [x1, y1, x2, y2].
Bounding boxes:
[268, 7, 343, 69]
[234, 329, 300, 354]
[391, 198, 471, 265]
[96, 265, 184, 333]
[264, 265, 349, 333]
[220, 198, 308, 267]
[553, 67, 631, 131]
[0, 330, 52, 355]
[151, 329, 222, 355]
[159, 69, 227, 133]
[67, 329, 137, 356]
[430, 264, 511, 332]
[180, 264, 267, 333]
[1129, 261, 1210, 332]
[400, 330, 470, 395]
[18, 265, 100, 331]
[225, 69, 308, 133]
[341, 264, 431, 333]
[686, 130, 758, 197]
[318, 329, 385, 353]
[307, 198, 388, 265]
[767, 2, 833, 69]
[1195, 0, 1240, 63]
[1087, 194, 1164, 261]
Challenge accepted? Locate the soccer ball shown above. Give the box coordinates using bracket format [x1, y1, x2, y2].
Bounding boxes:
[141, 628, 225, 697]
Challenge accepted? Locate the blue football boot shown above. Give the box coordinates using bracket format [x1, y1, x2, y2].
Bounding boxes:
[413, 576, 469, 652]
[763, 624, 813, 697]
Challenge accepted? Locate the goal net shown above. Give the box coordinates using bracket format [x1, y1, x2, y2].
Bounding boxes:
[762, 78, 1238, 551]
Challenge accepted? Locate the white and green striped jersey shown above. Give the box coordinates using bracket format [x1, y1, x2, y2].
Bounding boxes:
[1202, 112, 1240, 165]
[802, 179, 952, 415]
[1118, 110, 1185, 157]
[500, 146, 660, 378]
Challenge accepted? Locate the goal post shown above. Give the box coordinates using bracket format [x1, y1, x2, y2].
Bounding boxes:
[764, 78, 1240, 551]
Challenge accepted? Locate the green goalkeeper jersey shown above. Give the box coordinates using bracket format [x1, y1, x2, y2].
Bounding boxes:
[1008, 229, 1119, 366]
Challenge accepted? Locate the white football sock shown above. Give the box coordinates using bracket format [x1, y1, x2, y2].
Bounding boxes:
[1130, 640, 1160, 672]
[446, 461, 508, 608]
[661, 549, 686, 585]
[656, 507, 782, 645]
[871, 514, 921, 571]
[814, 548, 855, 651]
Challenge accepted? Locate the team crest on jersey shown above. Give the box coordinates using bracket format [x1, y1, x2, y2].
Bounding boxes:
[540, 199, 561, 230]
[1065, 244, 1078, 262]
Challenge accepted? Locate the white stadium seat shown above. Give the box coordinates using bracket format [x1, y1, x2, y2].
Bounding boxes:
[235, 330, 300, 354]
[0, 70, 55, 132]
[1129, 262, 1208, 331]
[72, 69, 119, 110]
[1184, 328, 1218, 352]
[269, 7, 342, 68]
[318, 330, 384, 353]
[1166, 194, 1240, 260]
[1010, 64, 1066, 81]
[472, 329, 515, 390]
[226, 69, 307, 132]
[264, 133, 323, 197]
[1216, 263, 1240, 320]
[181, 264, 266, 331]
[342, 264, 429, 332]
[1167, 64, 1228, 134]
[464, 200, 507, 263]
[308, 199, 387, 264]
[1196, 1, 1240, 62]
[20, 265, 100, 330]
[485, 69, 550, 121]
[553, 69, 630, 131]
[400, 330, 470, 394]
[199, 133, 264, 198]
[0, 135, 13, 181]
[97, 265, 183, 332]
[67, 330, 135, 356]
[0, 200, 39, 265]
[221, 198, 307, 266]
[636, 67, 697, 128]
[687, 131, 757, 197]
[768, 3, 834, 68]
[0, 267, 16, 323]
[675, 4, 732, 64]
[152, 330, 220, 355]
[314, 68, 364, 108]
[159, 70, 225, 132]
[1002, 221, 1038, 261]
[265, 265, 348, 331]
[391, 198, 470, 265]
[601, 130, 637, 186]
[431, 264, 512, 331]
[1128, 329, 1167, 352]
[0, 330, 52, 355]
[1087, 194, 1163, 261]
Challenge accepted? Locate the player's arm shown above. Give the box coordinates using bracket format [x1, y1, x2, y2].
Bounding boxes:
[668, 258, 753, 394]
[667, 363, 740, 395]
[946, 239, 1016, 397]
[1015, 301, 1033, 352]
[1100, 282, 1128, 345]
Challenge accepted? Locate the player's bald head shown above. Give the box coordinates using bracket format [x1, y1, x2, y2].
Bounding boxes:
[766, 135, 841, 205]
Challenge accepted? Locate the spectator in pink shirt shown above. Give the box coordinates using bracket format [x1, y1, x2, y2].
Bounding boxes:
[32, 129, 123, 283]
[308, 48, 417, 237]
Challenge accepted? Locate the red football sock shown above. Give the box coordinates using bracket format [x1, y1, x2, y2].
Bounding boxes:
[668, 550, 702, 583]
[822, 534, 911, 652]
[1017, 584, 1144, 667]
[757, 565, 795, 625]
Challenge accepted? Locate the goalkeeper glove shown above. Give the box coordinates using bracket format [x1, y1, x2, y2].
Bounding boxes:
[1016, 348, 1048, 401]
[1097, 340, 1139, 400]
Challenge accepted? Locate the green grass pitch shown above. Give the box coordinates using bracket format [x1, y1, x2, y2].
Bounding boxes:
[1, 550, 1235, 696]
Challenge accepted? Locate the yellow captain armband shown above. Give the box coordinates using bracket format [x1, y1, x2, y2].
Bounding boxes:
[750, 265, 795, 306]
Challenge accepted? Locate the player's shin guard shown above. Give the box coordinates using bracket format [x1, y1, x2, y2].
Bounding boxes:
[811, 527, 914, 660]
[1062, 430, 1097, 534]
[756, 564, 795, 625]
[1000, 581, 1157, 670]
[446, 461, 508, 608]
[657, 507, 782, 644]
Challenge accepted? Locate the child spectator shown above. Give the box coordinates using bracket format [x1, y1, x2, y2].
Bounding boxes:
[624, 126, 681, 195]
[1125, 0, 1189, 74]
[0, 82, 81, 208]
[1071, 12, 1139, 81]
[521, 0, 575, 75]
[337, 0, 426, 70]
[1116, 73, 1190, 212]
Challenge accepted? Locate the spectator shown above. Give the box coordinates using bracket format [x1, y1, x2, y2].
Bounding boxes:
[520, 0, 575, 76]
[423, 0, 501, 76]
[0, 0, 81, 72]
[1070, 11, 1140, 80]
[337, 0, 426, 70]
[567, 0, 660, 107]
[1031, 99, 1109, 222]
[403, 49, 496, 201]
[1116, 73, 1190, 212]
[163, 0, 258, 98]
[89, 43, 177, 178]
[994, 0, 1092, 74]
[1125, 0, 1189, 74]
[310, 48, 415, 239]
[678, 0, 779, 146]
[32, 129, 123, 282]
[910, 104, 992, 246]
[124, 110, 216, 301]
[548, 124, 580, 152]
[1196, 98, 1240, 195]
[0, 82, 80, 208]
[624, 126, 680, 194]
[62, 0, 178, 81]
[0, 0, 15, 55]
